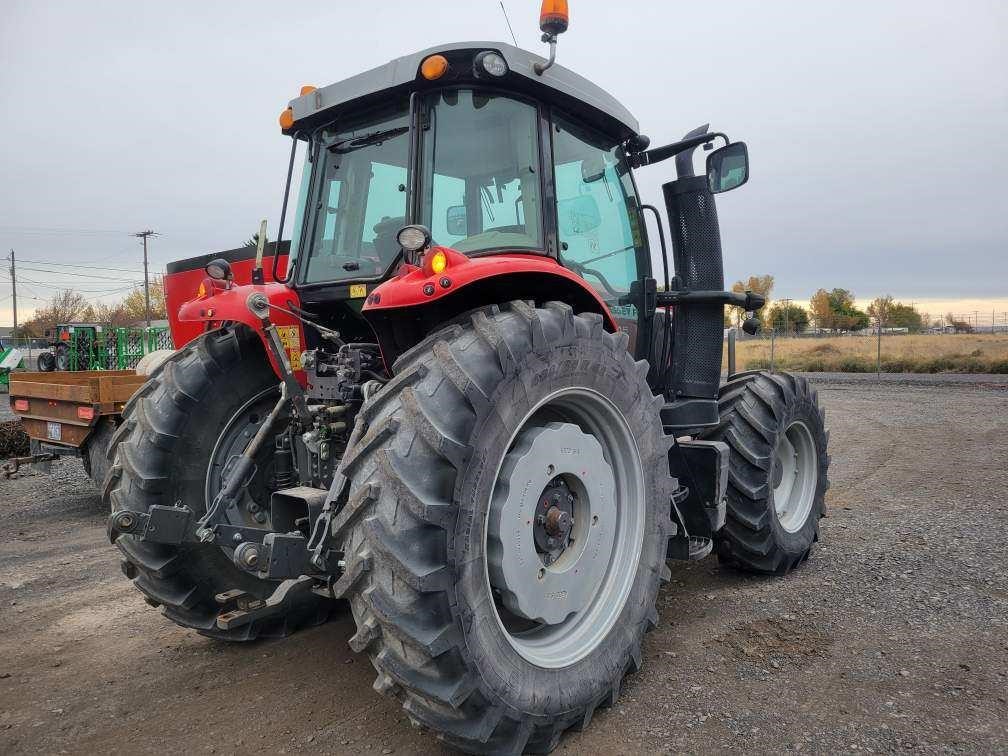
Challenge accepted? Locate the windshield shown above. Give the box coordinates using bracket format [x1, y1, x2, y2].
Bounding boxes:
[299, 101, 410, 284]
[420, 90, 543, 254]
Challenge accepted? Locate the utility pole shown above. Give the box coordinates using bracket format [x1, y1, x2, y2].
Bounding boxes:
[7, 249, 16, 340]
[134, 230, 158, 327]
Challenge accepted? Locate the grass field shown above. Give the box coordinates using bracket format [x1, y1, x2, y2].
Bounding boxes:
[729, 333, 1008, 373]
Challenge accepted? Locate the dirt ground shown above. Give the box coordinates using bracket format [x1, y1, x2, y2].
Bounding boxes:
[1, 379, 1006, 754]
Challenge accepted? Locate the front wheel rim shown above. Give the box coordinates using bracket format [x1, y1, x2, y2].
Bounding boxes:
[484, 388, 646, 669]
[773, 420, 818, 533]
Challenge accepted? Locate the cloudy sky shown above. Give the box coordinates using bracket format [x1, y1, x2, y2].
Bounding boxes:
[2, 0, 1006, 324]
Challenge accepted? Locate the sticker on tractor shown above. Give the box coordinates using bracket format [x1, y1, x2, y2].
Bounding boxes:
[275, 325, 303, 371]
[46, 422, 61, 441]
[349, 284, 367, 299]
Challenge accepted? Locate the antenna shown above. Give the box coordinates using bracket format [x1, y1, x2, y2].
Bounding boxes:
[499, 1, 519, 47]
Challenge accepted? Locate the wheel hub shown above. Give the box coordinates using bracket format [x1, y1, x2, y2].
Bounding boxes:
[532, 478, 576, 565]
[486, 422, 615, 626]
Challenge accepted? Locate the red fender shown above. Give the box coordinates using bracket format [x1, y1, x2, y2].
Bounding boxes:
[362, 248, 617, 328]
[177, 282, 307, 384]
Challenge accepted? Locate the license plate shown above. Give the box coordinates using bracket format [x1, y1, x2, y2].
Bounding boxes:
[46, 422, 61, 441]
[349, 284, 367, 299]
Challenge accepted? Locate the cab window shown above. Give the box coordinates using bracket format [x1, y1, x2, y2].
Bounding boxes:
[551, 113, 644, 309]
[421, 90, 543, 255]
[300, 101, 410, 284]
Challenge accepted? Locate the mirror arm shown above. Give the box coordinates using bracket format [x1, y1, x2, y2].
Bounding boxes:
[632, 132, 728, 169]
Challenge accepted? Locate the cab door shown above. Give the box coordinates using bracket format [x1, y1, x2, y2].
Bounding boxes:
[549, 112, 651, 357]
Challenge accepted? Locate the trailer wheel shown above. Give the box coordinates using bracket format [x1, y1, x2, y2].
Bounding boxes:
[81, 416, 116, 488]
[103, 326, 331, 640]
[703, 371, 830, 574]
[334, 302, 675, 754]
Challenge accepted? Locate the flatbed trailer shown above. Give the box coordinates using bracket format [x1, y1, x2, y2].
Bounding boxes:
[5, 370, 146, 480]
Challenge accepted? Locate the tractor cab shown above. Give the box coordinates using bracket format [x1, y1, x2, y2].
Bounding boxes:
[179, 35, 754, 418]
[272, 41, 653, 359]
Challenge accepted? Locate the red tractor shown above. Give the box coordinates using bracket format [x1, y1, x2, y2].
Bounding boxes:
[107, 7, 829, 753]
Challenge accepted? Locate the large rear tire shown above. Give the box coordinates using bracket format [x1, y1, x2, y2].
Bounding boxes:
[703, 371, 830, 574]
[103, 327, 332, 640]
[333, 302, 675, 754]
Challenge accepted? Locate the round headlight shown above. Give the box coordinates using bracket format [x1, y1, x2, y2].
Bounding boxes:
[396, 224, 431, 252]
[475, 51, 508, 78]
[205, 258, 233, 281]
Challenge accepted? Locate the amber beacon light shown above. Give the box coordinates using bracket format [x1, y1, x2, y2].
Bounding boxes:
[539, 0, 569, 35]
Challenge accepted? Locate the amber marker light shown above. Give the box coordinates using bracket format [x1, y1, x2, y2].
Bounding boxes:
[427, 249, 448, 276]
[299, 85, 317, 95]
[420, 54, 449, 80]
[279, 107, 294, 129]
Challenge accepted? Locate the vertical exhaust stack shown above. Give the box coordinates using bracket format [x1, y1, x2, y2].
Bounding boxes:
[660, 126, 725, 426]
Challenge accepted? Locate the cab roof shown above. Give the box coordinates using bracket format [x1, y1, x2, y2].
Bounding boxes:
[284, 41, 640, 141]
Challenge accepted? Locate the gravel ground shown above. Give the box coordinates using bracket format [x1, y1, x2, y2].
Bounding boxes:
[0, 379, 1006, 754]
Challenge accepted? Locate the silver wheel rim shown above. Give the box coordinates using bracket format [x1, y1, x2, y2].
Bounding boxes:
[772, 420, 818, 533]
[205, 387, 281, 536]
[484, 388, 645, 669]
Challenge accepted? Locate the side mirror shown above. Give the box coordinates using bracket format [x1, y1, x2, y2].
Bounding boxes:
[557, 195, 602, 236]
[706, 142, 749, 194]
[445, 205, 467, 236]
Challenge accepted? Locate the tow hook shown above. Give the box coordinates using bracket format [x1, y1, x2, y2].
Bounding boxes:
[214, 575, 321, 631]
[2, 452, 58, 480]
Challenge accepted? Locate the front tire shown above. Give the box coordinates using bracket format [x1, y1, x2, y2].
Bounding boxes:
[703, 371, 830, 574]
[104, 327, 331, 640]
[334, 302, 675, 754]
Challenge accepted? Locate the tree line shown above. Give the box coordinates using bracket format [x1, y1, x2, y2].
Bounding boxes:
[10, 282, 168, 339]
[724, 276, 957, 334]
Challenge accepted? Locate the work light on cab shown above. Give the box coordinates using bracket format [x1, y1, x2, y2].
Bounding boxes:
[396, 224, 431, 253]
[474, 50, 508, 78]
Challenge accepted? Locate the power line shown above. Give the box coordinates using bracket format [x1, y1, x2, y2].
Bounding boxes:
[17, 258, 143, 273]
[15, 275, 141, 294]
[15, 265, 142, 282]
[0, 225, 134, 235]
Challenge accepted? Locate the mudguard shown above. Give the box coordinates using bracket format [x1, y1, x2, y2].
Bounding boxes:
[362, 247, 618, 366]
[177, 282, 307, 384]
